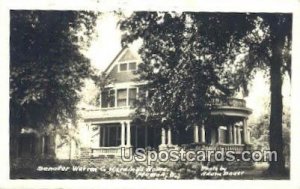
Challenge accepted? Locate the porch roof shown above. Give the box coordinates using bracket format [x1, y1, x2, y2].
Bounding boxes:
[82, 107, 134, 122]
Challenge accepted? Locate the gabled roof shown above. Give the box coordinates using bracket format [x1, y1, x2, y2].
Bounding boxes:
[104, 47, 141, 74]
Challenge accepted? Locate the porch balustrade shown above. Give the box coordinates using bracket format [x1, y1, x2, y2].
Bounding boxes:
[211, 97, 246, 108]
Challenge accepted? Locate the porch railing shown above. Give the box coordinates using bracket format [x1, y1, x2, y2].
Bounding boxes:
[187, 143, 245, 153]
[211, 98, 246, 108]
[91, 147, 122, 157]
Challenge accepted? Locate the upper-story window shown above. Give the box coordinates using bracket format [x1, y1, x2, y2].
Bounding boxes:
[101, 89, 115, 108]
[118, 62, 137, 72]
[101, 87, 141, 108]
[117, 89, 127, 107]
[128, 88, 137, 107]
[119, 63, 127, 71]
[128, 62, 137, 70]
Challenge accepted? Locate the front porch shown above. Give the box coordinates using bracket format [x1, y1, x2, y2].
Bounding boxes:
[81, 98, 253, 158]
[83, 118, 251, 158]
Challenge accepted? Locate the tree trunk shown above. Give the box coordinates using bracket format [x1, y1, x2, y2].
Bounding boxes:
[268, 24, 286, 175]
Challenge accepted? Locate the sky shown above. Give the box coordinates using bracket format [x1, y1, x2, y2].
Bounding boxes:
[83, 12, 123, 71]
[82, 12, 291, 123]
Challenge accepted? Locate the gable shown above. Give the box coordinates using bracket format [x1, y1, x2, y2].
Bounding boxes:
[118, 48, 138, 62]
[105, 47, 141, 83]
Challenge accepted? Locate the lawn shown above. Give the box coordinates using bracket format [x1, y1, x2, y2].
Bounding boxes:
[10, 157, 289, 180]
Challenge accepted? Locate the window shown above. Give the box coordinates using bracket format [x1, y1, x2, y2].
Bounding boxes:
[101, 90, 109, 108]
[109, 90, 115, 107]
[129, 88, 137, 107]
[119, 63, 127, 71]
[128, 62, 137, 70]
[117, 89, 127, 107]
[101, 89, 115, 108]
[119, 62, 137, 72]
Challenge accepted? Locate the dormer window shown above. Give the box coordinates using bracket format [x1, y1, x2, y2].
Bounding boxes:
[119, 62, 137, 72]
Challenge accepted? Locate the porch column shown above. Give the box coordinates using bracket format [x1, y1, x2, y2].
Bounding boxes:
[228, 124, 233, 144]
[161, 128, 166, 146]
[237, 127, 241, 144]
[217, 127, 221, 143]
[121, 122, 125, 146]
[211, 127, 216, 144]
[145, 126, 148, 147]
[126, 121, 131, 146]
[167, 127, 172, 145]
[201, 123, 206, 143]
[233, 125, 237, 144]
[243, 118, 248, 144]
[193, 125, 199, 143]
[126, 88, 129, 106]
[99, 126, 101, 147]
[41, 136, 45, 156]
[247, 128, 251, 143]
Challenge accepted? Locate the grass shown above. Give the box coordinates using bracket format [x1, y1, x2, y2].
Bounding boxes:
[10, 157, 289, 179]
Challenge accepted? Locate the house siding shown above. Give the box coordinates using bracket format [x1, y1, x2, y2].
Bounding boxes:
[108, 64, 138, 83]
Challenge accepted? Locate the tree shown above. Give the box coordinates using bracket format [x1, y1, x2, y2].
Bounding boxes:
[120, 12, 291, 175]
[245, 14, 291, 175]
[10, 10, 98, 158]
[120, 12, 256, 139]
[250, 104, 290, 167]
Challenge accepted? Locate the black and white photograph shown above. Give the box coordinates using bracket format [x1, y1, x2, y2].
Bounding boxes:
[1, 0, 300, 188]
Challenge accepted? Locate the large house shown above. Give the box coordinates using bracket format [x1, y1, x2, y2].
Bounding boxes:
[79, 47, 253, 158]
[14, 47, 253, 160]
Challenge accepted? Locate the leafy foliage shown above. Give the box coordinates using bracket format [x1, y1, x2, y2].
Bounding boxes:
[120, 12, 292, 174]
[250, 105, 290, 164]
[120, 12, 256, 130]
[10, 10, 98, 135]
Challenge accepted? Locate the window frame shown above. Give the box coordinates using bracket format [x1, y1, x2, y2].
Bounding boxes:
[128, 62, 137, 71]
[118, 61, 138, 72]
[128, 88, 138, 107]
[101, 89, 115, 108]
[119, 63, 128, 72]
[117, 88, 127, 107]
